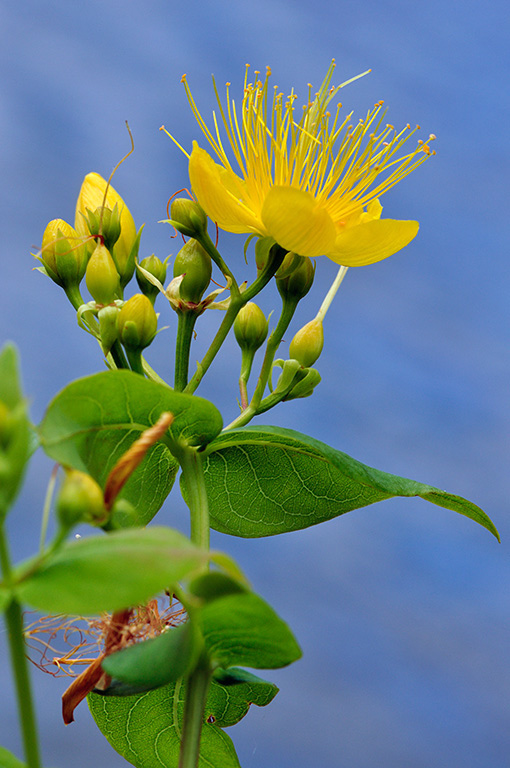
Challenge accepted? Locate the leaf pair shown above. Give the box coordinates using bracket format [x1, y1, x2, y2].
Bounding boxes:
[89, 573, 301, 768]
[38, 370, 499, 541]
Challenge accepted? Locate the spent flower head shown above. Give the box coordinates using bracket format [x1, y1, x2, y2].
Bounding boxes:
[166, 61, 435, 266]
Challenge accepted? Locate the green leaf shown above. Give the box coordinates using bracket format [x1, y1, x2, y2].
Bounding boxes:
[0, 344, 30, 518]
[89, 669, 278, 767]
[15, 527, 207, 614]
[38, 370, 223, 525]
[202, 426, 500, 540]
[89, 681, 241, 768]
[208, 667, 278, 727]
[0, 745, 27, 768]
[102, 621, 200, 692]
[199, 591, 302, 669]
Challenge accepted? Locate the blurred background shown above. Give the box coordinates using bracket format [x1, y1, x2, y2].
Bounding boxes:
[1, 1, 509, 766]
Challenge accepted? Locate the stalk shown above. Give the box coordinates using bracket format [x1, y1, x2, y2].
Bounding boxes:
[176, 447, 211, 767]
[0, 527, 42, 768]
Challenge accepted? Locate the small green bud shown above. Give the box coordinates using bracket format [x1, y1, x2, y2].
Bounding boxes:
[136, 254, 167, 303]
[234, 303, 269, 352]
[56, 469, 107, 530]
[284, 368, 321, 400]
[117, 293, 158, 351]
[173, 239, 212, 303]
[170, 199, 207, 238]
[274, 252, 303, 279]
[276, 257, 315, 302]
[85, 204, 122, 252]
[85, 243, 120, 304]
[289, 318, 324, 368]
[40, 219, 88, 288]
[98, 305, 120, 355]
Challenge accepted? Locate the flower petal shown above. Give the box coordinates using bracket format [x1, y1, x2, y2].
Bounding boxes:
[261, 186, 337, 258]
[327, 218, 419, 267]
[189, 144, 263, 234]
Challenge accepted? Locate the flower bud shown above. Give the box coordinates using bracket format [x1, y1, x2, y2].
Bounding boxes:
[98, 305, 120, 355]
[284, 368, 321, 400]
[117, 293, 157, 351]
[170, 198, 207, 238]
[173, 239, 212, 303]
[274, 252, 303, 280]
[40, 219, 88, 287]
[85, 243, 120, 304]
[234, 302, 268, 352]
[75, 173, 138, 285]
[85, 204, 122, 252]
[56, 469, 107, 530]
[136, 255, 167, 303]
[276, 256, 315, 302]
[289, 318, 324, 368]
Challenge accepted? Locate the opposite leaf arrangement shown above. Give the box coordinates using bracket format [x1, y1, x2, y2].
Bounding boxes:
[0, 61, 498, 768]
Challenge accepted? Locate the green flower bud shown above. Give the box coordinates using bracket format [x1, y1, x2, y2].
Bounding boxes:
[289, 318, 324, 368]
[98, 305, 120, 355]
[40, 219, 88, 288]
[173, 239, 212, 303]
[170, 198, 207, 238]
[85, 204, 122, 252]
[56, 469, 107, 530]
[136, 254, 167, 303]
[117, 293, 158, 351]
[276, 256, 315, 302]
[234, 302, 269, 352]
[274, 252, 303, 280]
[85, 243, 120, 305]
[284, 368, 321, 400]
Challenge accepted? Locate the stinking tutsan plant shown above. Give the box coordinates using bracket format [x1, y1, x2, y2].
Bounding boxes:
[0, 60, 497, 768]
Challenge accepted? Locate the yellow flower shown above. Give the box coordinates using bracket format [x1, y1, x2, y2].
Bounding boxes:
[169, 61, 435, 266]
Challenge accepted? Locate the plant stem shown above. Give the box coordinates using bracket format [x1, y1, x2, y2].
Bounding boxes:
[184, 240, 286, 395]
[226, 297, 299, 430]
[110, 340, 130, 369]
[176, 447, 211, 767]
[178, 447, 210, 550]
[178, 651, 211, 768]
[0, 527, 42, 768]
[174, 311, 199, 392]
[184, 297, 243, 395]
[315, 265, 348, 323]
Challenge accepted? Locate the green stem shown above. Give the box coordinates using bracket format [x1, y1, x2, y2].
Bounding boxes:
[0, 527, 42, 768]
[64, 285, 85, 311]
[184, 244, 286, 396]
[176, 447, 211, 767]
[178, 447, 210, 550]
[178, 651, 211, 768]
[196, 230, 240, 296]
[110, 340, 130, 369]
[226, 297, 299, 430]
[175, 311, 199, 392]
[184, 297, 243, 395]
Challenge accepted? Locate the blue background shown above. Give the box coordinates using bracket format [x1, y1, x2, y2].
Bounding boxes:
[1, 1, 509, 766]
